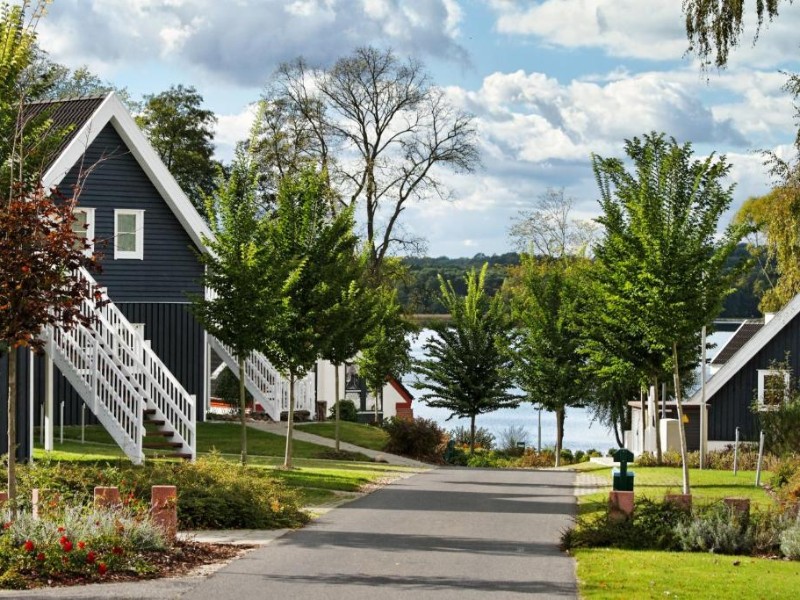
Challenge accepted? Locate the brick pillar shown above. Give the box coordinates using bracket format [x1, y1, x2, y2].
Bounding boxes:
[608, 491, 634, 522]
[151, 486, 177, 542]
[94, 487, 121, 509]
[665, 493, 693, 511]
[724, 497, 750, 519]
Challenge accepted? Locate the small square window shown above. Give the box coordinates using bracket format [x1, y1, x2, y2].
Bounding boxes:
[114, 209, 144, 259]
[72, 208, 95, 256]
[757, 369, 790, 411]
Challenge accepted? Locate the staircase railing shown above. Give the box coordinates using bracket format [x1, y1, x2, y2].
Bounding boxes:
[46, 267, 196, 461]
[208, 336, 316, 421]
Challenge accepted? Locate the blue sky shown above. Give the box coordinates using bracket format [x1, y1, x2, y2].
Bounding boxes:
[33, 0, 800, 256]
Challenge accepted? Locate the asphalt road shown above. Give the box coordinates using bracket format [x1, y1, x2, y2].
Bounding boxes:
[186, 467, 577, 600]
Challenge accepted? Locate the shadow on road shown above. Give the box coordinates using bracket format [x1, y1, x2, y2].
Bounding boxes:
[216, 571, 576, 596]
[274, 529, 565, 557]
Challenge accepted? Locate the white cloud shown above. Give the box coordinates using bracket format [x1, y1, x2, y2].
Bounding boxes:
[37, 0, 467, 86]
[487, 0, 800, 69]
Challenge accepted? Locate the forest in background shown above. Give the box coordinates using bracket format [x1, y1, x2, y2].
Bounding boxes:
[398, 244, 766, 319]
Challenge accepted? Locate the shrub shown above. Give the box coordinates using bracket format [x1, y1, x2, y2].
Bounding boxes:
[563, 498, 691, 551]
[497, 425, 528, 454]
[448, 425, 495, 451]
[0, 504, 164, 586]
[14, 455, 309, 530]
[517, 448, 557, 468]
[770, 455, 800, 489]
[780, 521, 800, 559]
[329, 399, 358, 422]
[383, 417, 444, 461]
[674, 502, 754, 555]
[466, 449, 515, 468]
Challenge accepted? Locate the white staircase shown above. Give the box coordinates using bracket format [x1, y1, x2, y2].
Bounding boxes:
[43, 268, 196, 464]
[209, 336, 316, 421]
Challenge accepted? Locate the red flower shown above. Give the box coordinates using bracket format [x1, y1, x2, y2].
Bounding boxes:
[111, 546, 124, 556]
[86, 551, 96, 564]
[59, 535, 69, 545]
[36, 552, 45, 562]
[62, 540, 73, 552]
[77, 541, 86, 550]
[23, 540, 35, 552]
[3, 522, 11, 530]
[97, 562, 107, 575]
[57, 526, 65, 533]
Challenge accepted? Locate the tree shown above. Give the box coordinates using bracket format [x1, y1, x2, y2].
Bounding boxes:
[136, 85, 218, 217]
[260, 168, 360, 469]
[356, 287, 414, 424]
[592, 132, 747, 493]
[734, 187, 800, 313]
[413, 265, 518, 454]
[191, 150, 267, 465]
[509, 188, 597, 257]
[683, 0, 786, 68]
[256, 47, 479, 273]
[510, 256, 589, 466]
[318, 251, 376, 451]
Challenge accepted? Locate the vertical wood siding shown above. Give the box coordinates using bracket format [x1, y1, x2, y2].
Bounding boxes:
[59, 124, 203, 302]
[0, 349, 33, 460]
[709, 318, 800, 442]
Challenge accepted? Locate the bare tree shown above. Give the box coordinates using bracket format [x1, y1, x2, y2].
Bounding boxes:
[254, 47, 479, 272]
[509, 188, 598, 258]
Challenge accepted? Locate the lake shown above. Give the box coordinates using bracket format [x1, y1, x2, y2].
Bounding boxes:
[408, 329, 618, 453]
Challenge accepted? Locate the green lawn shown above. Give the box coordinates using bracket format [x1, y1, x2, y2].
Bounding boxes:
[576, 548, 800, 599]
[295, 421, 389, 451]
[38, 423, 372, 461]
[578, 466, 774, 520]
[574, 466, 788, 598]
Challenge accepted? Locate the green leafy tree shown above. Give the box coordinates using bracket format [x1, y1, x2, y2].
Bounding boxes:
[191, 150, 268, 465]
[260, 168, 360, 469]
[592, 132, 747, 493]
[511, 256, 589, 466]
[319, 251, 376, 451]
[136, 84, 218, 217]
[356, 287, 414, 424]
[413, 264, 518, 454]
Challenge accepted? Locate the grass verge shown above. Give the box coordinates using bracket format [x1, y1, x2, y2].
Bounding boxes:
[575, 548, 800, 599]
[295, 421, 389, 451]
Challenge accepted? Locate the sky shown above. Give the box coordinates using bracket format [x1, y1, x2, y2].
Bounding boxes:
[32, 0, 800, 257]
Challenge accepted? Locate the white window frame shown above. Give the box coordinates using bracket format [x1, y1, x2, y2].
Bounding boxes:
[72, 207, 95, 257]
[114, 209, 144, 260]
[757, 369, 790, 411]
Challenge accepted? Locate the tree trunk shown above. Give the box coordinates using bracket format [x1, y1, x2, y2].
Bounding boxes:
[653, 376, 662, 465]
[374, 385, 380, 424]
[7, 349, 17, 514]
[284, 373, 296, 469]
[555, 407, 565, 467]
[238, 355, 247, 466]
[672, 342, 691, 495]
[640, 386, 647, 456]
[469, 414, 476, 455]
[334, 362, 341, 452]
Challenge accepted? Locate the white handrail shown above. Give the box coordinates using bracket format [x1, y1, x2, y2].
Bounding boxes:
[44, 267, 196, 462]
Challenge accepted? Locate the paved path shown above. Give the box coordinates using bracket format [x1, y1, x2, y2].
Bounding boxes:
[185, 467, 577, 600]
[246, 421, 428, 467]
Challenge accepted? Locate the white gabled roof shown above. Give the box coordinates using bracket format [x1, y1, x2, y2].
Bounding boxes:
[686, 292, 800, 404]
[42, 92, 213, 252]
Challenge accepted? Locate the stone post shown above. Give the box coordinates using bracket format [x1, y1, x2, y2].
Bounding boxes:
[94, 486, 122, 509]
[723, 497, 750, 519]
[151, 486, 177, 542]
[665, 493, 693, 511]
[608, 491, 634, 522]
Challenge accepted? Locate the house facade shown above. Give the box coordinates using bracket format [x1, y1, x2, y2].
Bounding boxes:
[1, 93, 413, 463]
